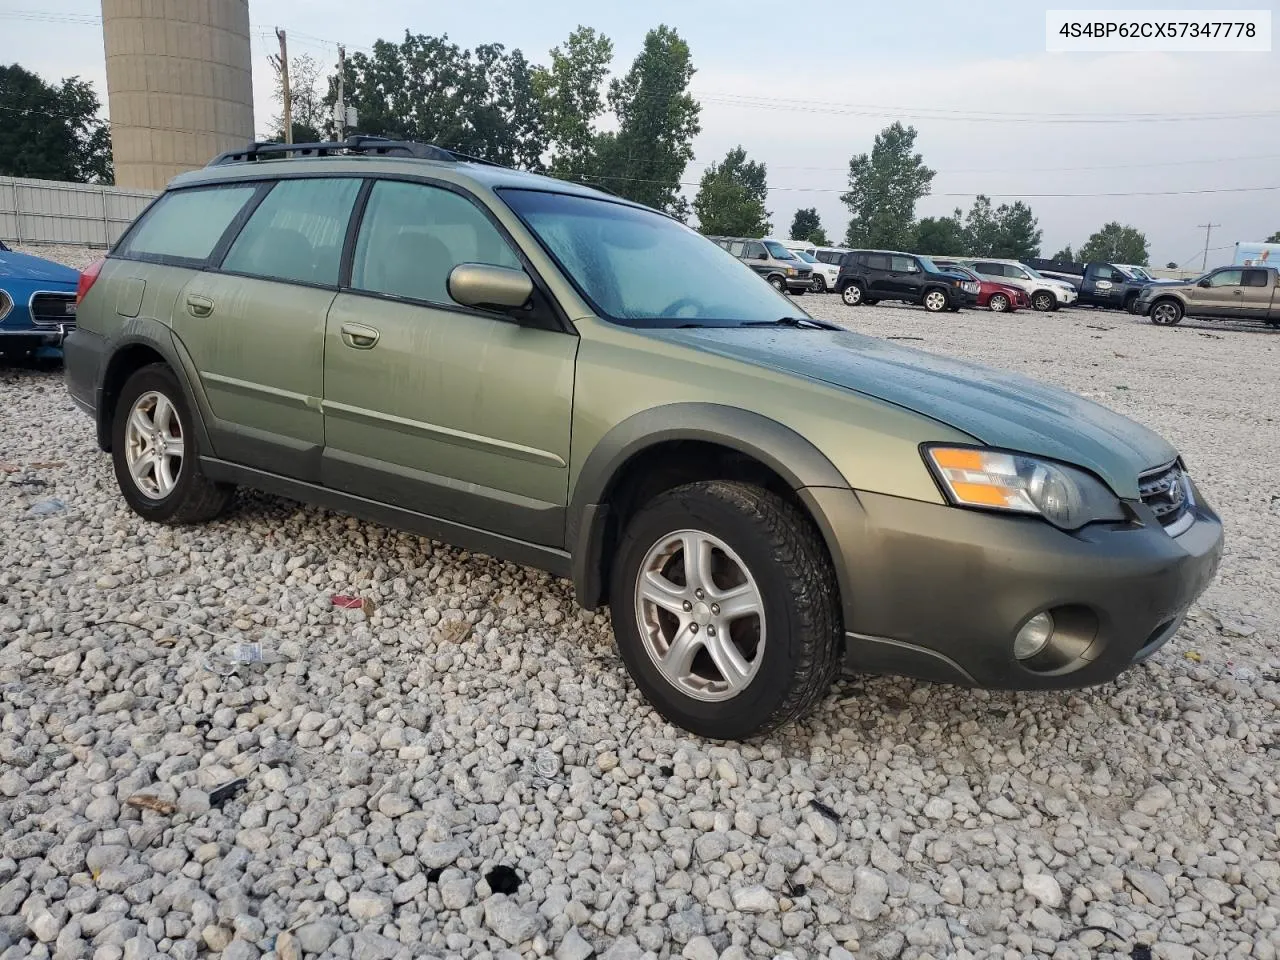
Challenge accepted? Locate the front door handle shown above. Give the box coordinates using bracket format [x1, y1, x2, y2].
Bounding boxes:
[340, 322, 380, 349]
[186, 295, 213, 318]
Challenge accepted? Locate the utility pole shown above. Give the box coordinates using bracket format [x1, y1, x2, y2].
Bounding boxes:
[1197, 222, 1220, 272]
[335, 45, 346, 141]
[276, 29, 292, 143]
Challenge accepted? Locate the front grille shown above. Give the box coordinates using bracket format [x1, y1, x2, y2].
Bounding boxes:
[1139, 461, 1190, 528]
[30, 292, 77, 328]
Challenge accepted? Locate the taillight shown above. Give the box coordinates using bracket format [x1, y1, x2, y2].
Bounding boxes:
[77, 257, 105, 304]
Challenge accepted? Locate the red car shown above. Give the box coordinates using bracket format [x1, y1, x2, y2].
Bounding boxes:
[938, 264, 1028, 312]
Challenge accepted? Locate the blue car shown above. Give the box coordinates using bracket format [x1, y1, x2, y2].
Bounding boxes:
[0, 241, 80, 359]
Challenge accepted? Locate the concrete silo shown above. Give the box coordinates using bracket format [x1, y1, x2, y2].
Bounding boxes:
[102, 0, 255, 191]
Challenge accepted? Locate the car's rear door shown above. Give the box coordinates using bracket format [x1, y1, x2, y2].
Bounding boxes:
[320, 178, 577, 547]
[863, 253, 893, 297]
[1237, 268, 1275, 323]
[173, 176, 362, 481]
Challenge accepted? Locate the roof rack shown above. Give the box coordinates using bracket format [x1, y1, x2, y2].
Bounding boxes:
[207, 135, 488, 167]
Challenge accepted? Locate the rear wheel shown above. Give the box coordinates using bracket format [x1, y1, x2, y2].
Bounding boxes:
[840, 282, 864, 306]
[923, 289, 948, 313]
[609, 481, 842, 740]
[111, 364, 234, 524]
[1150, 300, 1183, 326]
[988, 293, 1010, 313]
[1032, 290, 1057, 312]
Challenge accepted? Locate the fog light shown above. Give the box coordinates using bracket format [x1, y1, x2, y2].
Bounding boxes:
[1014, 612, 1054, 660]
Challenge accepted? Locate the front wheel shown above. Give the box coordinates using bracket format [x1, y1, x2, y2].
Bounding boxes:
[1032, 291, 1057, 312]
[1150, 300, 1183, 326]
[768, 276, 786, 293]
[811, 275, 826, 293]
[840, 283, 864, 306]
[923, 289, 948, 313]
[988, 293, 1010, 313]
[111, 364, 234, 524]
[609, 481, 842, 740]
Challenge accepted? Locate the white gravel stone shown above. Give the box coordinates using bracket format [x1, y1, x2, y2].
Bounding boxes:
[555, 927, 595, 960]
[2, 281, 1278, 960]
[1022, 871, 1063, 908]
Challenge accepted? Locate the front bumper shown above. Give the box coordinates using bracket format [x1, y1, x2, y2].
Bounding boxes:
[786, 275, 813, 293]
[803, 485, 1223, 689]
[1055, 288, 1078, 304]
[1135, 300, 1155, 316]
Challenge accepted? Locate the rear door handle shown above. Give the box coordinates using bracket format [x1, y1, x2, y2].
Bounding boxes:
[340, 322, 380, 349]
[185, 295, 213, 318]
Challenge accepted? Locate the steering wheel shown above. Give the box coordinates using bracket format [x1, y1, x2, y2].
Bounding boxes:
[659, 296, 704, 318]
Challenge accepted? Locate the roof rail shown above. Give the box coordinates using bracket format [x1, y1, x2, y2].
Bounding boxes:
[207, 135, 474, 167]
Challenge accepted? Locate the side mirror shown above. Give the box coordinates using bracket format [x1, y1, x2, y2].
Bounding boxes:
[1197, 279, 1211, 288]
[448, 263, 534, 311]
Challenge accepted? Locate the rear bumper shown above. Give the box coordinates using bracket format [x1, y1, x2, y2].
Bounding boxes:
[63, 329, 108, 432]
[803, 486, 1223, 689]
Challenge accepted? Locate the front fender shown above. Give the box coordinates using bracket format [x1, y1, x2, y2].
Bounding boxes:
[567, 402, 855, 610]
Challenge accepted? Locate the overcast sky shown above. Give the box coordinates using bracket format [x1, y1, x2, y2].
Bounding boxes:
[5, 0, 1277, 266]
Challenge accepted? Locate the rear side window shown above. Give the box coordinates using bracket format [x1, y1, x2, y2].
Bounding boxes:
[1242, 269, 1269, 287]
[729, 241, 746, 257]
[973, 262, 1001, 276]
[222, 178, 361, 286]
[117, 185, 256, 262]
[865, 254, 890, 270]
[350, 180, 520, 305]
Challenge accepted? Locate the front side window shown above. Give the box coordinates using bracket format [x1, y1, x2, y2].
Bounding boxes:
[890, 255, 918, 273]
[222, 178, 361, 285]
[500, 189, 803, 327]
[746, 242, 767, 260]
[118, 185, 257, 262]
[764, 241, 796, 260]
[350, 180, 520, 304]
[1094, 265, 1116, 280]
[1206, 269, 1243, 287]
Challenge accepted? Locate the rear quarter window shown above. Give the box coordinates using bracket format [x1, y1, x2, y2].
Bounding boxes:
[116, 185, 257, 262]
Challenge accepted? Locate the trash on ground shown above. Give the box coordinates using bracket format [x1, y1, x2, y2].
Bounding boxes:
[808, 798, 841, 823]
[24, 498, 67, 517]
[438, 618, 472, 644]
[887, 335, 924, 341]
[485, 865, 521, 894]
[332, 594, 376, 617]
[209, 777, 248, 807]
[1184, 650, 1203, 662]
[125, 794, 177, 815]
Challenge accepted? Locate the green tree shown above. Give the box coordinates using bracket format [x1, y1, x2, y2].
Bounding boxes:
[841, 123, 934, 249]
[693, 146, 770, 237]
[911, 212, 966, 255]
[332, 33, 547, 169]
[961, 195, 999, 254]
[1051, 245, 1075, 263]
[267, 52, 326, 143]
[0, 65, 112, 183]
[1266, 230, 1280, 243]
[532, 27, 614, 182]
[789, 207, 830, 245]
[1079, 222, 1149, 265]
[592, 25, 700, 215]
[959, 195, 1041, 258]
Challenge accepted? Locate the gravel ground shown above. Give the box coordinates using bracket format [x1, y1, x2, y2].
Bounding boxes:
[1, 259, 1278, 960]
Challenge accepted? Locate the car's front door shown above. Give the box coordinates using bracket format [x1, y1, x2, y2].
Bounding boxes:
[888, 254, 923, 299]
[320, 178, 577, 547]
[172, 177, 362, 481]
[1187, 268, 1245, 318]
[1081, 264, 1123, 306]
[1237, 268, 1276, 323]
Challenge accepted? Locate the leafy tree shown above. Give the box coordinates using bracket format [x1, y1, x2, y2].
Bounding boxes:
[332, 33, 547, 169]
[789, 208, 830, 245]
[592, 25, 700, 215]
[1079, 222, 1149, 265]
[267, 52, 326, 143]
[532, 27, 613, 182]
[911, 212, 966, 255]
[1266, 230, 1280, 243]
[693, 147, 770, 236]
[1051, 245, 1075, 263]
[0, 65, 112, 183]
[960, 195, 1041, 258]
[841, 123, 934, 249]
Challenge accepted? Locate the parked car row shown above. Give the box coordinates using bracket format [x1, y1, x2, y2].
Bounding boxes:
[707, 236, 812, 294]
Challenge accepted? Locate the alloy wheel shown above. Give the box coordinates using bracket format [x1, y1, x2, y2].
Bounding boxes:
[124, 390, 185, 499]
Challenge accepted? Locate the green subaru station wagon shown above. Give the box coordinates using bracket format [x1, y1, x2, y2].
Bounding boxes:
[65, 137, 1223, 739]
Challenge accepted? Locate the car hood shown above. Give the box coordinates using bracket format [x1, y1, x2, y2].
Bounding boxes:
[0, 250, 79, 285]
[654, 327, 1175, 498]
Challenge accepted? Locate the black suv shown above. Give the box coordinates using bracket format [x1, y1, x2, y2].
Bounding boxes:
[837, 250, 977, 312]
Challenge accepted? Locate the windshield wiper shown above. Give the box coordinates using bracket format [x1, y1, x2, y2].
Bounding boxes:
[740, 316, 840, 330]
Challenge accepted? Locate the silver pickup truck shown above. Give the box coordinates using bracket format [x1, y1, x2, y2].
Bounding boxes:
[1136, 264, 1280, 327]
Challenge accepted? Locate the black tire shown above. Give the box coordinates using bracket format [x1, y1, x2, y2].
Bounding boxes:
[768, 276, 786, 292]
[840, 282, 865, 306]
[1032, 290, 1057, 312]
[922, 288, 949, 313]
[1124, 294, 1139, 315]
[811, 276, 826, 293]
[988, 293, 1010, 313]
[1149, 299, 1183, 326]
[791, 287, 805, 297]
[609, 481, 842, 740]
[111, 363, 234, 524]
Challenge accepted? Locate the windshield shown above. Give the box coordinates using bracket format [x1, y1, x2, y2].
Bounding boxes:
[1124, 265, 1150, 280]
[794, 250, 817, 263]
[764, 240, 796, 260]
[500, 189, 805, 328]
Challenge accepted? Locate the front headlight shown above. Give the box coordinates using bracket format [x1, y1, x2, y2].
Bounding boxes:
[785, 267, 797, 276]
[924, 446, 1126, 530]
[964, 281, 980, 294]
